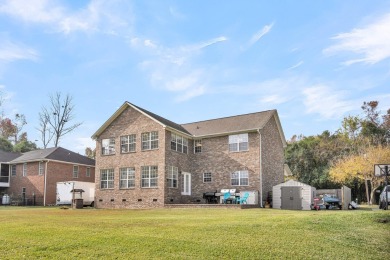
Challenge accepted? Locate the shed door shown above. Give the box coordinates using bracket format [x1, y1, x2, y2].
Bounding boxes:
[281, 187, 302, 210]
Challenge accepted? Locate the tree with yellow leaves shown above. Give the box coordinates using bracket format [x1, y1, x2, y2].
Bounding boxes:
[329, 146, 390, 204]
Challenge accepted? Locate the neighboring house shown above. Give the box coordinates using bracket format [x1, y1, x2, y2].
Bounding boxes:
[92, 102, 287, 209]
[7, 147, 95, 206]
[0, 150, 22, 197]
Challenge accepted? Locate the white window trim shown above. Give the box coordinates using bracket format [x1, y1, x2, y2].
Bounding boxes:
[38, 162, 44, 176]
[167, 166, 178, 188]
[120, 167, 135, 189]
[203, 172, 212, 183]
[11, 164, 16, 176]
[22, 163, 27, 177]
[229, 133, 249, 152]
[171, 133, 188, 154]
[86, 167, 91, 177]
[102, 138, 116, 155]
[142, 132, 159, 151]
[231, 170, 249, 186]
[120, 134, 136, 153]
[73, 165, 79, 178]
[141, 166, 158, 188]
[181, 172, 191, 195]
[194, 139, 202, 153]
[100, 169, 114, 189]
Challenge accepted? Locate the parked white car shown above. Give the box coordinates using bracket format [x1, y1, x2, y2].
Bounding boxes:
[378, 185, 390, 210]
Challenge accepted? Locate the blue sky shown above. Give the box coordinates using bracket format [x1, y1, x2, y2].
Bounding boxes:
[0, 0, 390, 154]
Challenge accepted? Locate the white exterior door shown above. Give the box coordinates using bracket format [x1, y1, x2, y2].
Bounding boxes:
[181, 172, 191, 195]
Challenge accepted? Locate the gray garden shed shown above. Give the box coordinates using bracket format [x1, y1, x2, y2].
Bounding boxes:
[272, 180, 316, 210]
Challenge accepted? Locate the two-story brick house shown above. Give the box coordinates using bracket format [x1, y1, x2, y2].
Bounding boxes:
[92, 102, 286, 209]
[7, 147, 95, 206]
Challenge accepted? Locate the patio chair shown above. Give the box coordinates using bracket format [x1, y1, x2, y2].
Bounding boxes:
[223, 192, 232, 204]
[237, 192, 249, 204]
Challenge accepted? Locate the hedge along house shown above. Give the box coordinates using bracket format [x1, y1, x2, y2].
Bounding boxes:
[7, 147, 95, 206]
[92, 102, 287, 209]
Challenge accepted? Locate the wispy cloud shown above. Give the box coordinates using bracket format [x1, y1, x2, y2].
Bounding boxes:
[0, 40, 38, 62]
[241, 23, 274, 50]
[324, 13, 390, 65]
[287, 61, 304, 71]
[302, 85, 355, 119]
[0, 0, 133, 35]
[134, 36, 227, 102]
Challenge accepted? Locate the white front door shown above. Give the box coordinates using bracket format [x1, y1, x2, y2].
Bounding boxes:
[181, 172, 191, 195]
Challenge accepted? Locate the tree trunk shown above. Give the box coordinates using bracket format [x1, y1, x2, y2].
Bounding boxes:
[364, 178, 371, 205]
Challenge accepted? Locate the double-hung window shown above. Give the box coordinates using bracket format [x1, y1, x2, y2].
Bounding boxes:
[86, 167, 91, 177]
[73, 165, 79, 178]
[11, 165, 16, 176]
[121, 134, 136, 153]
[229, 133, 248, 152]
[141, 166, 158, 188]
[142, 132, 158, 150]
[203, 172, 212, 183]
[38, 162, 44, 175]
[194, 140, 202, 153]
[171, 133, 188, 153]
[22, 163, 27, 177]
[100, 169, 114, 189]
[231, 170, 249, 186]
[167, 166, 178, 188]
[120, 167, 135, 189]
[102, 138, 115, 155]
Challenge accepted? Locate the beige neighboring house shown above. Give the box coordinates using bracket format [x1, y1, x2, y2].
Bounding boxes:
[92, 101, 287, 209]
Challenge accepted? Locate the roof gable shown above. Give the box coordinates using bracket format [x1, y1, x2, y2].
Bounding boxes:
[0, 150, 22, 162]
[92, 102, 191, 139]
[10, 147, 95, 166]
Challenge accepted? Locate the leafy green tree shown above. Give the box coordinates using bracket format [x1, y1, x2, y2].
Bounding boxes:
[13, 140, 38, 153]
[0, 137, 13, 152]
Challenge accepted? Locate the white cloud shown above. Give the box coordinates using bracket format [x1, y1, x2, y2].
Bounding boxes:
[248, 23, 273, 47]
[0, 40, 38, 62]
[287, 61, 304, 71]
[324, 13, 390, 65]
[135, 36, 227, 102]
[0, 0, 132, 35]
[302, 85, 355, 119]
[260, 95, 288, 105]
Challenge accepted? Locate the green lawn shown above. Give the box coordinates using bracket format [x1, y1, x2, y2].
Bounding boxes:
[0, 207, 389, 259]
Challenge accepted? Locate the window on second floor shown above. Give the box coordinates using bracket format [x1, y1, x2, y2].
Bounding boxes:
[22, 163, 27, 177]
[229, 133, 248, 152]
[194, 139, 202, 153]
[102, 138, 115, 155]
[73, 165, 79, 178]
[11, 165, 16, 176]
[171, 133, 188, 153]
[121, 134, 136, 153]
[38, 162, 44, 176]
[141, 131, 158, 151]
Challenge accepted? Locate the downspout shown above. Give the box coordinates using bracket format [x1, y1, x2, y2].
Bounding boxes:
[44, 160, 49, 206]
[258, 129, 263, 208]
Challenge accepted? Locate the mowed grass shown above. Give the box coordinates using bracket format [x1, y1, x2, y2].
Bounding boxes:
[0, 207, 389, 259]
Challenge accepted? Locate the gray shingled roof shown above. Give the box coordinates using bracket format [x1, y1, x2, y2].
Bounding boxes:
[131, 103, 191, 135]
[0, 150, 22, 162]
[10, 147, 95, 166]
[181, 110, 276, 136]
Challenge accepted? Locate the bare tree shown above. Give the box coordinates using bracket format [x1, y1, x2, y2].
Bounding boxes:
[39, 92, 82, 147]
[37, 111, 54, 148]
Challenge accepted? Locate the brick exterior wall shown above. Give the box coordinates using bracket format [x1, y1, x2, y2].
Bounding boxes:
[261, 115, 285, 204]
[7, 161, 95, 206]
[94, 106, 166, 209]
[94, 105, 285, 209]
